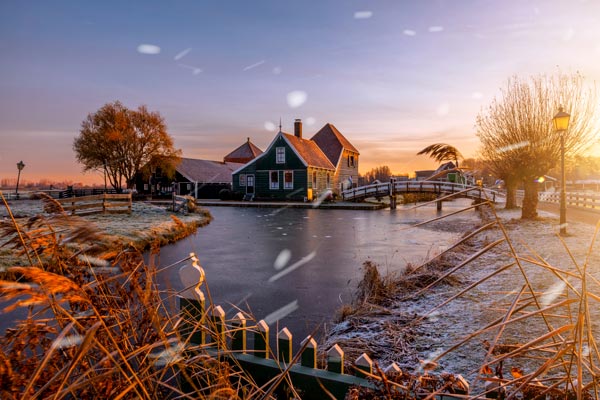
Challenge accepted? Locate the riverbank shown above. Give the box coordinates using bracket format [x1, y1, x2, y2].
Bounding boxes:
[0, 199, 212, 269]
[324, 203, 600, 395]
[196, 199, 387, 210]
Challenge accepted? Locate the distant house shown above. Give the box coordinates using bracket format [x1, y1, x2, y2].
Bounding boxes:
[232, 119, 359, 201]
[223, 137, 263, 163]
[136, 138, 262, 198]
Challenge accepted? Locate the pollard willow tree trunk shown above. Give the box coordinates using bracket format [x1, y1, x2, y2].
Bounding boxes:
[521, 179, 539, 219]
[504, 177, 518, 210]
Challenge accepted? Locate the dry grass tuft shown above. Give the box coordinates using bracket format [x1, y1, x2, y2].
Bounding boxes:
[0, 199, 259, 399]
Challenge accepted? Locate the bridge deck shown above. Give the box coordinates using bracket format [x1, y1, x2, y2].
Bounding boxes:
[342, 181, 499, 202]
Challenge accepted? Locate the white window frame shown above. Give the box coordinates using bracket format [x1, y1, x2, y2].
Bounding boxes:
[239, 174, 246, 187]
[276, 147, 285, 164]
[270, 170, 280, 189]
[284, 170, 294, 189]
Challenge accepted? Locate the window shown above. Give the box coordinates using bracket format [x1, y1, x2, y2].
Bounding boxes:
[270, 171, 279, 189]
[276, 147, 285, 164]
[187, 183, 191, 190]
[326, 173, 330, 187]
[284, 171, 293, 189]
[239, 174, 246, 187]
[348, 155, 355, 167]
[312, 171, 317, 188]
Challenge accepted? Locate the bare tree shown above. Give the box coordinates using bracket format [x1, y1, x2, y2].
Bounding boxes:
[362, 165, 393, 183]
[74, 102, 181, 191]
[476, 73, 598, 218]
[417, 143, 463, 168]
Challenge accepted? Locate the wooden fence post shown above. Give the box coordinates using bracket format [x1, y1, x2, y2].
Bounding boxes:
[179, 292, 206, 345]
[102, 193, 106, 214]
[354, 353, 373, 378]
[231, 312, 247, 353]
[254, 319, 269, 359]
[210, 305, 226, 345]
[301, 335, 317, 368]
[384, 362, 402, 375]
[327, 344, 344, 374]
[277, 327, 292, 364]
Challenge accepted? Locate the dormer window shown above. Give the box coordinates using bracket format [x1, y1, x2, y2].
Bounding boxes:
[276, 147, 285, 164]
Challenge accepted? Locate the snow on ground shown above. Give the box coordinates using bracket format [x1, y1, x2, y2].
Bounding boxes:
[325, 204, 600, 390]
[0, 200, 211, 268]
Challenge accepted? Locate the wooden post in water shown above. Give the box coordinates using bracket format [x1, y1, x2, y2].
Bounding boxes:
[436, 198, 442, 211]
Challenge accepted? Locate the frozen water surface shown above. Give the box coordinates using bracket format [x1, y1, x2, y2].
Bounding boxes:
[158, 201, 475, 347]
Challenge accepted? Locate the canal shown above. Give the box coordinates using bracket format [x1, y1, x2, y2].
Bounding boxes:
[158, 200, 479, 345]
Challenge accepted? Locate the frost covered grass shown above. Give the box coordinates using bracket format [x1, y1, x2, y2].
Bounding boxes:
[0, 196, 277, 399]
[0, 196, 212, 270]
[326, 200, 600, 398]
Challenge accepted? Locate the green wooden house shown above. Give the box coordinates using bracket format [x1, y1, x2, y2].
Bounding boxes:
[232, 119, 342, 201]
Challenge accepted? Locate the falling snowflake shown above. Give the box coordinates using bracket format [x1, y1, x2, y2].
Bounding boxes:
[562, 27, 575, 41]
[403, 29, 417, 36]
[306, 117, 316, 126]
[263, 300, 299, 324]
[264, 121, 277, 131]
[243, 60, 265, 71]
[174, 48, 192, 61]
[51, 335, 84, 350]
[471, 91, 483, 99]
[272, 66, 282, 74]
[436, 103, 450, 116]
[286, 90, 307, 108]
[137, 44, 161, 54]
[178, 63, 202, 75]
[428, 26, 444, 33]
[354, 11, 373, 19]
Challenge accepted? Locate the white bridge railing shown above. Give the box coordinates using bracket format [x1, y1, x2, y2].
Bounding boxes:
[342, 181, 499, 202]
[537, 191, 600, 210]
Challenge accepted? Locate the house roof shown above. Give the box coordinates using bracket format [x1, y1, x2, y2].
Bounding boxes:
[177, 158, 244, 183]
[223, 138, 263, 163]
[282, 133, 335, 170]
[310, 123, 359, 167]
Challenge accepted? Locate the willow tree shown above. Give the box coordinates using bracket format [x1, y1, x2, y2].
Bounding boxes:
[476, 73, 598, 218]
[74, 101, 181, 191]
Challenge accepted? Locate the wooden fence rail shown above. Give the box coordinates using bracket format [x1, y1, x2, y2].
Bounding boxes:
[56, 193, 132, 216]
[178, 256, 469, 399]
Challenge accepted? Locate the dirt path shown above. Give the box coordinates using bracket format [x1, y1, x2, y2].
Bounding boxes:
[536, 202, 600, 226]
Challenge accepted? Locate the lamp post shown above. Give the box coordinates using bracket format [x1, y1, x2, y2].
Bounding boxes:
[553, 107, 570, 235]
[15, 160, 25, 199]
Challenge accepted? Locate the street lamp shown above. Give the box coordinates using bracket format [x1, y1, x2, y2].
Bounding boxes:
[553, 107, 570, 235]
[15, 160, 25, 199]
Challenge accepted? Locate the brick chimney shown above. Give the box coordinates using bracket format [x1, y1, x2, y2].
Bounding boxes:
[294, 119, 302, 139]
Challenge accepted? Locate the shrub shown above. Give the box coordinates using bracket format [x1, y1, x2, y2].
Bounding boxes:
[218, 188, 232, 200]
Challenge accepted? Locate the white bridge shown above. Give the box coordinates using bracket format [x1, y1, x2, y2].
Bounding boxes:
[342, 180, 500, 206]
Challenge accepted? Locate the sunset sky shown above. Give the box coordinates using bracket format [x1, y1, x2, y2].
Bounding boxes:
[2, 1, 600, 185]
